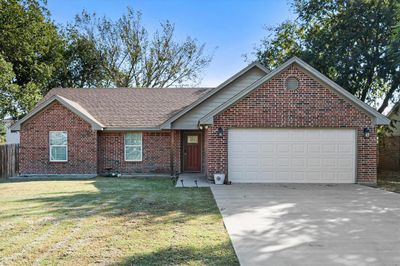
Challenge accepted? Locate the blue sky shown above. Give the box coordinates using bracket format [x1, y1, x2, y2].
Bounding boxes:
[47, 0, 295, 87]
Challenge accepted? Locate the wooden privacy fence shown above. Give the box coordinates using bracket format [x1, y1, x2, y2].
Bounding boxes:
[0, 144, 19, 179]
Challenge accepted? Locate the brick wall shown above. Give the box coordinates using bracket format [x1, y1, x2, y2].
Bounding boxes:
[205, 65, 377, 184]
[172, 130, 181, 174]
[97, 131, 178, 174]
[19, 101, 98, 174]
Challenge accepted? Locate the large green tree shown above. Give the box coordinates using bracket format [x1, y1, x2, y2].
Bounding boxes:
[255, 0, 399, 113]
[52, 29, 106, 88]
[0, 0, 64, 119]
[68, 9, 212, 88]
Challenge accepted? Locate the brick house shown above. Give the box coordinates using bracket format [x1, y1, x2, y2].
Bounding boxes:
[12, 57, 389, 184]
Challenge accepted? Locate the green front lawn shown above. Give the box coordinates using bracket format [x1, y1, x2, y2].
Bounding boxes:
[0, 178, 238, 265]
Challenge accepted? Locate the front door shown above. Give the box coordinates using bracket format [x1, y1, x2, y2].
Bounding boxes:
[183, 133, 201, 172]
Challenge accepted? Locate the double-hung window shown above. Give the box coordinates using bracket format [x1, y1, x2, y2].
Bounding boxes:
[124, 132, 142, 161]
[49, 131, 68, 162]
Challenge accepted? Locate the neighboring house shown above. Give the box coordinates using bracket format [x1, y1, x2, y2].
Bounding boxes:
[379, 103, 400, 171]
[11, 57, 389, 184]
[3, 119, 20, 144]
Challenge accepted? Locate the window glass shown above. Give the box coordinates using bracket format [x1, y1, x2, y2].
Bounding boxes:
[50, 146, 67, 161]
[49, 131, 67, 145]
[286, 77, 299, 90]
[49, 131, 67, 161]
[187, 135, 198, 144]
[125, 133, 142, 145]
[125, 133, 142, 161]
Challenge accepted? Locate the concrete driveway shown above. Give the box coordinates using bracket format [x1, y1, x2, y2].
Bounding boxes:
[211, 184, 400, 266]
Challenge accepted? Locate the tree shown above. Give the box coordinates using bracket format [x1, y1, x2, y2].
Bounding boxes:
[255, 0, 399, 113]
[69, 9, 212, 88]
[51, 29, 107, 88]
[0, 0, 64, 119]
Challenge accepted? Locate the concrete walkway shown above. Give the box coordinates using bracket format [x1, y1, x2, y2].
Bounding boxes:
[211, 184, 400, 266]
[175, 173, 210, 187]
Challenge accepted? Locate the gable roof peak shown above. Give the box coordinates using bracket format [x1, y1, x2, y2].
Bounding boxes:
[199, 56, 390, 125]
[159, 60, 270, 129]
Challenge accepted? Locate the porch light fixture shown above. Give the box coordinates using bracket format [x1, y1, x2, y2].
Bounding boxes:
[199, 125, 209, 130]
[363, 127, 370, 138]
[217, 127, 224, 138]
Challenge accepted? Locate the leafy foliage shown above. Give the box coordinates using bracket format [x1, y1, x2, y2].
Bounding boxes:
[65, 9, 212, 88]
[255, 0, 399, 113]
[51, 30, 106, 88]
[0, 0, 64, 119]
[0, 2, 212, 119]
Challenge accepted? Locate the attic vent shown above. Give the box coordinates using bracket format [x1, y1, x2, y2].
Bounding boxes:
[286, 77, 299, 90]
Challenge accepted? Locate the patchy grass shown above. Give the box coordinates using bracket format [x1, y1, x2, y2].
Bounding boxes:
[0, 178, 238, 265]
[378, 171, 400, 193]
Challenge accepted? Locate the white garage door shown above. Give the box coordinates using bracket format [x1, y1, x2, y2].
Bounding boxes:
[228, 128, 356, 183]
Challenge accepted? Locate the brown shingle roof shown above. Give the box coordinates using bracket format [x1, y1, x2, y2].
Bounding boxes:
[43, 87, 211, 129]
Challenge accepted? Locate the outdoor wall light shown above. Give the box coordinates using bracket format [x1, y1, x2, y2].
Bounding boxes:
[199, 125, 209, 130]
[217, 127, 224, 137]
[363, 127, 371, 138]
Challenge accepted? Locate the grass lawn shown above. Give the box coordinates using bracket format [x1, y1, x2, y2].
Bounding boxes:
[0, 177, 238, 265]
[377, 171, 400, 193]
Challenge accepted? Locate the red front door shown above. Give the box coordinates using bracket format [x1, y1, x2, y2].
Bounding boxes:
[183, 133, 201, 172]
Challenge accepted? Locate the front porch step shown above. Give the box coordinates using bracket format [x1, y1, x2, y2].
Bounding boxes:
[176, 173, 210, 188]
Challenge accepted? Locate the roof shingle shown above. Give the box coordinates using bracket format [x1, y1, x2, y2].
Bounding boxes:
[43, 87, 211, 129]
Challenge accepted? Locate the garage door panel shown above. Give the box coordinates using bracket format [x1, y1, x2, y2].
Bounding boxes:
[293, 143, 306, 153]
[338, 158, 353, 168]
[261, 158, 274, 168]
[275, 130, 290, 140]
[307, 158, 321, 168]
[245, 158, 259, 168]
[308, 171, 321, 181]
[276, 171, 291, 182]
[276, 157, 290, 167]
[338, 144, 353, 153]
[244, 143, 259, 153]
[277, 143, 290, 152]
[306, 130, 321, 139]
[261, 143, 274, 152]
[321, 143, 336, 153]
[307, 143, 321, 153]
[322, 158, 337, 168]
[293, 172, 305, 181]
[228, 128, 356, 183]
[292, 158, 306, 168]
[291, 130, 306, 140]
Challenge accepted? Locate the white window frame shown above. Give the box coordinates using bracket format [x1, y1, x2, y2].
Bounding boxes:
[49, 131, 68, 162]
[124, 132, 143, 162]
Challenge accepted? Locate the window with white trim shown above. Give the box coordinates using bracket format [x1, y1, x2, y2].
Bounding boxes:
[124, 132, 142, 161]
[49, 131, 68, 162]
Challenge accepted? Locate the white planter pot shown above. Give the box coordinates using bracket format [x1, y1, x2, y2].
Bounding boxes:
[214, 174, 225, 185]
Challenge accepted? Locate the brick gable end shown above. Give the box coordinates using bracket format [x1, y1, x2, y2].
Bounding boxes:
[19, 101, 98, 174]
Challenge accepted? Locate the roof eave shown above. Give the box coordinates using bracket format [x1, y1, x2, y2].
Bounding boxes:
[102, 127, 161, 131]
[11, 95, 104, 132]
